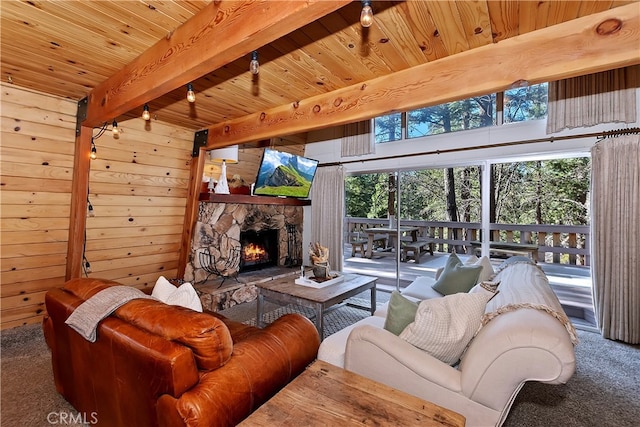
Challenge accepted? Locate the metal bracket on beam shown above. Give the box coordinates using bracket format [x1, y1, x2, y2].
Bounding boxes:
[192, 130, 208, 157]
[75, 97, 88, 136]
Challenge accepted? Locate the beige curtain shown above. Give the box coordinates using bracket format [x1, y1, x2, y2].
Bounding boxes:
[310, 165, 345, 271]
[590, 134, 640, 344]
[547, 66, 638, 134]
[341, 121, 373, 157]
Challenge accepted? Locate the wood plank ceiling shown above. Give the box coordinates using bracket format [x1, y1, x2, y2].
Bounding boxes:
[1, 1, 639, 141]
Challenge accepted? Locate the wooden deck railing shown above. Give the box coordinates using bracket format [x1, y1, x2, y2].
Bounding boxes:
[345, 217, 590, 266]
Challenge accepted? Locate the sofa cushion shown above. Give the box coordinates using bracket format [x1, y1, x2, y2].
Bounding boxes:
[399, 292, 489, 365]
[152, 276, 203, 312]
[402, 276, 443, 300]
[383, 291, 419, 335]
[431, 253, 482, 295]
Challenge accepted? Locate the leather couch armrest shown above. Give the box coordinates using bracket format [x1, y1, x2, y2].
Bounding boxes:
[157, 313, 320, 427]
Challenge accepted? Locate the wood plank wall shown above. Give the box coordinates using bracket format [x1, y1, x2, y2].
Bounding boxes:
[1, 83, 76, 329]
[83, 116, 193, 290]
[1, 84, 193, 329]
[0, 83, 308, 330]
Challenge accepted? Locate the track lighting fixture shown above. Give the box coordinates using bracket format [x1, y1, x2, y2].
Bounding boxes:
[142, 104, 150, 121]
[360, 0, 373, 28]
[186, 83, 196, 103]
[112, 120, 119, 136]
[90, 138, 97, 160]
[249, 51, 260, 75]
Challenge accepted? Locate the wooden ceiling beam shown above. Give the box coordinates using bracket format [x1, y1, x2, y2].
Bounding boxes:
[204, 3, 640, 149]
[84, 0, 351, 127]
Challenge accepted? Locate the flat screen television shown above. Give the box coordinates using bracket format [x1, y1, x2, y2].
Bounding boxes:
[253, 148, 319, 199]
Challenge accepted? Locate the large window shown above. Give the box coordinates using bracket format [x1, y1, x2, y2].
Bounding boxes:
[407, 95, 495, 139]
[374, 83, 548, 143]
[345, 156, 588, 227]
[345, 167, 482, 222]
[373, 112, 402, 143]
[503, 83, 548, 123]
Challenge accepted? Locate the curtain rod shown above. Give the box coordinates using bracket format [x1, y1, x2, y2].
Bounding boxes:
[319, 126, 640, 167]
[599, 126, 640, 139]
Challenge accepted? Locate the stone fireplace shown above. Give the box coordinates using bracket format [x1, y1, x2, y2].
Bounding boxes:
[239, 229, 279, 272]
[185, 196, 305, 284]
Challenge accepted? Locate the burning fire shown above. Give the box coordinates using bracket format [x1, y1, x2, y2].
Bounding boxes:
[243, 243, 268, 262]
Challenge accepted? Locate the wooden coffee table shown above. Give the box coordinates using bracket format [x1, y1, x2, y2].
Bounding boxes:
[255, 273, 377, 339]
[238, 359, 466, 426]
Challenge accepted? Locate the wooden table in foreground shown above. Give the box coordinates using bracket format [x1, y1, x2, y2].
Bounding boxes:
[255, 273, 377, 340]
[239, 360, 466, 426]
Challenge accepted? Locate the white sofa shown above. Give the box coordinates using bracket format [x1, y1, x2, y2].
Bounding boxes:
[318, 260, 577, 427]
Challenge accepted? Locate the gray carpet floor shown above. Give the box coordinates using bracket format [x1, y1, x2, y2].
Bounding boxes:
[2, 291, 638, 426]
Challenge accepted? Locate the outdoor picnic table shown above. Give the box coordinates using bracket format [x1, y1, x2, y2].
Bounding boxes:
[364, 226, 419, 258]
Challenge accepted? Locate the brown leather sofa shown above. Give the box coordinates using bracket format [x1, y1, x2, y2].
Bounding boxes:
[43, 278, 320, 426]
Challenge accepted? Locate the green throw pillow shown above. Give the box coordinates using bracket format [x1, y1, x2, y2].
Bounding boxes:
[383, 291, 419, 335]
[431, 253, 483, 295]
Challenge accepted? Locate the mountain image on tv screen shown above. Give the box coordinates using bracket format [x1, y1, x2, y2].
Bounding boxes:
[254, 149, 319, 198]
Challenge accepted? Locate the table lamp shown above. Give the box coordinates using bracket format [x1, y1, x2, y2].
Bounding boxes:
[209, 146, 239, 194]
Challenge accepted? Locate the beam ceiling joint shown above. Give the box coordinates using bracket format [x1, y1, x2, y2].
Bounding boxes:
[192, 130, 209, 157]
[75, 97, 88, 137]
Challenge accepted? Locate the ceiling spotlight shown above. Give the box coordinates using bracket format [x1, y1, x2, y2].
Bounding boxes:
[249, 51, 260, 75]
[360, 0, 373, 28]
[142, 104, 151, 121]
[112, 120, 119, 136]
[186, 83, 196, 103]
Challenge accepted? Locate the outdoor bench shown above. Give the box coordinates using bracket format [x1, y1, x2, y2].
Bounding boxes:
[401, 239, 435, 263]
[470, 241, 539, 262]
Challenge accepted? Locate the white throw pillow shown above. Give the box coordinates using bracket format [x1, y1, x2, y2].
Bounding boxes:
[152, 276, 177, 301]
[399, 292, 489, 365]
[464, 255, 494, 283]
[464, 255, 479, 265]
[152, 276, 203, 312]
[475, 256, 495, 283]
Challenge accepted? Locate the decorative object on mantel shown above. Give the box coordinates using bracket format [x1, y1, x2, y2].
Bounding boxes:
[209, 146, 239, 194]
[228, 174, 251, 195]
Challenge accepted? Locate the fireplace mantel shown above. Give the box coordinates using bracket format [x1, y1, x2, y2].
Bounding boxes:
[199, 193, 311, 206]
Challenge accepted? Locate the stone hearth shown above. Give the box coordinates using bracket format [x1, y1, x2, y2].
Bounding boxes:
[195, 266, 301, 312]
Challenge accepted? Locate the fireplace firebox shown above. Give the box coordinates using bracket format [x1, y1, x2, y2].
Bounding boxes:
[239, 229, 278, 272]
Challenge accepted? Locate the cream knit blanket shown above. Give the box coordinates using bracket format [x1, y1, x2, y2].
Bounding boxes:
[481, 261, 579, 345]
[65, 286, 153, 342]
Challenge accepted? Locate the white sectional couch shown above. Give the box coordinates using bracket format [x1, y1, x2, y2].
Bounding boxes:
[318, 258, 577, 427]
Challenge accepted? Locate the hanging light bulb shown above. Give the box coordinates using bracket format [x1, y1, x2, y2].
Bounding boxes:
[186, 83, 196, 103]
[87, 200, 95, 217]
[142, 104, 151, 121]
[360, 0, 373, 28]
[90, 139, 97, 160]
[249, 50, 260, 75]
[111, 120, 119, 136]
